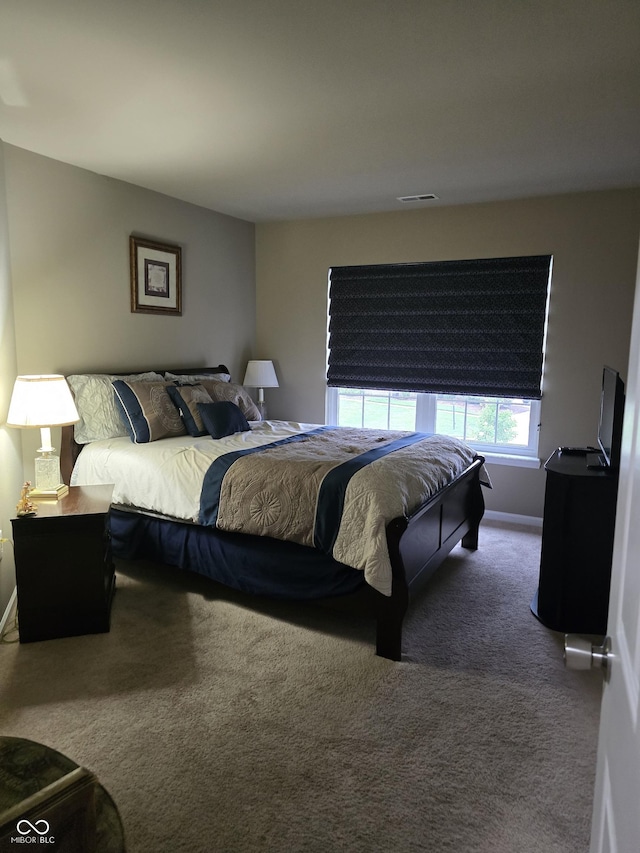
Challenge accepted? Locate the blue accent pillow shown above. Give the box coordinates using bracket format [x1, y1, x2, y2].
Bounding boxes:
[198, 401, 251, 439]
[112, 380, 186, 443]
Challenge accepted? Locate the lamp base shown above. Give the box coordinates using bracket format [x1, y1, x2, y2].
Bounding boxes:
[257, 399, 268, 419]
[34, 452, 64, 494]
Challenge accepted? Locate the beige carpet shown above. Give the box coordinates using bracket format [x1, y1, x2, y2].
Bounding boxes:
[0, 521, 602, 852]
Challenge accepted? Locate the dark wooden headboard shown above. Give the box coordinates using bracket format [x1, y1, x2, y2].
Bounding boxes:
[60, 365, 230, 484]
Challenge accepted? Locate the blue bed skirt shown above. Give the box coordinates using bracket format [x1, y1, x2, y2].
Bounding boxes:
[109, 508, 366, 600]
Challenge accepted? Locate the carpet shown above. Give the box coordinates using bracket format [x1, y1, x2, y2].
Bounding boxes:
[0, 521, 602, 852]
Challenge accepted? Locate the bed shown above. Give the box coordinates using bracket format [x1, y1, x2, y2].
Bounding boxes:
[60, 366, 489, 660]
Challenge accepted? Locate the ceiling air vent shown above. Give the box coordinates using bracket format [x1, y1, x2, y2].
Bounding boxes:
[397, 193, 439, 203]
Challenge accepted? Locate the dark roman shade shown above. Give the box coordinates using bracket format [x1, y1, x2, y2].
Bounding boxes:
[327, 255, 552, 399]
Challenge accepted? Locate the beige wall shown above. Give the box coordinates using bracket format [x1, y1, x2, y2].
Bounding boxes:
[2, 143, 639, 534]
[4, 144, 256, 478]
[256, 189, 640, 518]
[0, 145, 21, 615]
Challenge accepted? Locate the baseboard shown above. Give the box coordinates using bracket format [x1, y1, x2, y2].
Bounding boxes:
[484, 510, 543, 529]
[0, 586, 17, 635]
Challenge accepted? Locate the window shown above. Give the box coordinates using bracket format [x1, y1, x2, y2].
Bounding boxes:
[326, 387, 540, 459]
[326, 255, 551, 462]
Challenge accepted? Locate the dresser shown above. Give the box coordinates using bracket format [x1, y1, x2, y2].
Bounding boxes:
[531, 450, 618, 635]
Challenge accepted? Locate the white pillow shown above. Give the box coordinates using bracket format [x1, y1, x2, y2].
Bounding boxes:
[67, 372, 163, 443]
[164, 371, 230, 384]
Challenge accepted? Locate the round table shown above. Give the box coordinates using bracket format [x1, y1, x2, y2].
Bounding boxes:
[0, 736, 125, 851]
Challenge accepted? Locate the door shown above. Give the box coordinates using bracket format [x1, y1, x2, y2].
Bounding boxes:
[590, 245, 640, 852]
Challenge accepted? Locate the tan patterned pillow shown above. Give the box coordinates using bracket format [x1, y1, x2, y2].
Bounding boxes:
[112, 380, 186, 443]
[198, 380, 262, 421]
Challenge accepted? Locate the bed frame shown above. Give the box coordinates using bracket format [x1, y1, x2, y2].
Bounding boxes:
[60, 366, 486, 660]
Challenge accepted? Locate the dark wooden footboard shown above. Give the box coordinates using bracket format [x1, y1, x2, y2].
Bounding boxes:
[374, 457, 485, 660]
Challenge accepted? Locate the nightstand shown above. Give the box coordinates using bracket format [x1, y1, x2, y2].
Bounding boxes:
[11, 485, 115, 643]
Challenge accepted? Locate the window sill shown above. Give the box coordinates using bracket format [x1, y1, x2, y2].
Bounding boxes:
[479, 452, 541, 469]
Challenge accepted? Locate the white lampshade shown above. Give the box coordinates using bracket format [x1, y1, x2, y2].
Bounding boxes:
[242, 360, 279, 419]
[7, 375, 79, 495]
[242, 360, 279, 389]
[7, 375, 80, 429]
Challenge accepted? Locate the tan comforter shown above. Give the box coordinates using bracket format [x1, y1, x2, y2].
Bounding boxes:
[206, 427, 483, 596]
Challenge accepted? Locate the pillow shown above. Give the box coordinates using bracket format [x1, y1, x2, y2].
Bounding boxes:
[198, 380, 262, 421]
[166, 384, 213, 436]
[67, 372, 163, 443]
[112, 380, 187, 443]
[164, 371, 230, 384]
[198, 401, 251, 439]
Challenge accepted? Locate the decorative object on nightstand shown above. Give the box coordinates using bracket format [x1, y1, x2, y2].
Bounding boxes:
[243, 359, 279, 419]
[6, 374, 80, 499]
[15, 482, 36, 516]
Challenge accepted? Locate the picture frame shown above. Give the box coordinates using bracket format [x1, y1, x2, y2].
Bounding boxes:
[130, 236, 182, 315]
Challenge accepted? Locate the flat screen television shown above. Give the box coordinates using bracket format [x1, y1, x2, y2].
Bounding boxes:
[597, 366, 625, 470]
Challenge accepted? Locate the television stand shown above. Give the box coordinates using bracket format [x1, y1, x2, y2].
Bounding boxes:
[531, 449, 619, 635]
[586, 451, 607, 469]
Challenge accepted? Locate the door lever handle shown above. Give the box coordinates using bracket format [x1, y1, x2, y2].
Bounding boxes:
[564, 635, 612, 682]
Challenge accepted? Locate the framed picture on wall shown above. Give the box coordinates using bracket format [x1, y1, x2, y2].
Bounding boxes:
[130, 236, 182, 315]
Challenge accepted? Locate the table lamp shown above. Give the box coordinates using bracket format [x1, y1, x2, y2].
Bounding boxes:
[6, 374, 80, 498]
[242, 360, 279, 419]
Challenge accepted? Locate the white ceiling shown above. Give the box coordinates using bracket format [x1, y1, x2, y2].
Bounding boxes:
[0, 0, 639, 223]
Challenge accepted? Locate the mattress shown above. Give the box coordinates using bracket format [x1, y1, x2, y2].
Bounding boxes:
[72, 420, 484, 595]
